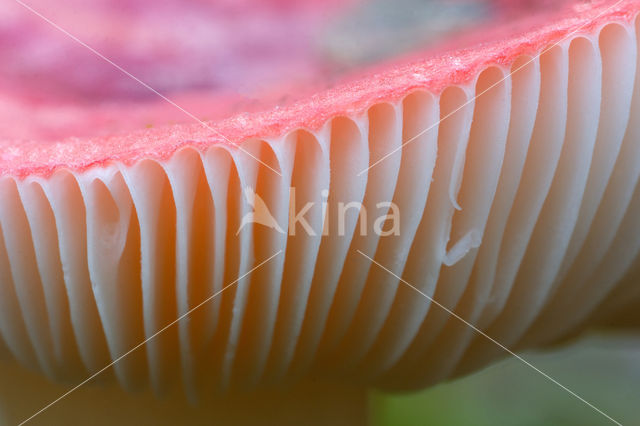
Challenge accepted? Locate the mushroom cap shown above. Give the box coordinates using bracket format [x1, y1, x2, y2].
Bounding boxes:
[0, 0, 639, 399]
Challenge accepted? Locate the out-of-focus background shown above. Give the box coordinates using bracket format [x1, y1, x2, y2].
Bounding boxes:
[372, 335, 640, 426]
[0, 0, 576, 141]
[4, 334, 639, 424]
[1, 0, 570, 102]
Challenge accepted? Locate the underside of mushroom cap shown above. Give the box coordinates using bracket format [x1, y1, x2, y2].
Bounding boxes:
[1, 0, 640, 411]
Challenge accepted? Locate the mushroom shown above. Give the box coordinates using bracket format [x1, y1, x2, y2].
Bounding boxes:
[1, 1, 640, 425]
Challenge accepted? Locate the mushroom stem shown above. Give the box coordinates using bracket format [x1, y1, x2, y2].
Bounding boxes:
[0, 360, 368, 425]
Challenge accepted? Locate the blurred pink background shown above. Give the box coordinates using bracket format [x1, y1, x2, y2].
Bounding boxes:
[0, 0, 575, 141]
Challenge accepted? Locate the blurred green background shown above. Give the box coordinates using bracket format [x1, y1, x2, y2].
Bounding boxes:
[372, 335, 640, 426]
